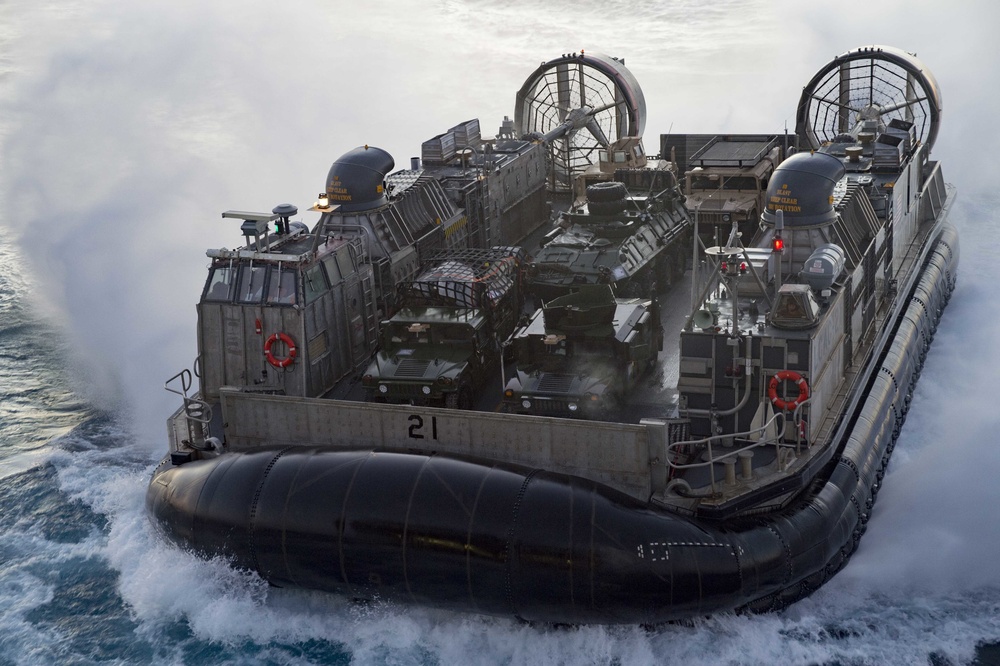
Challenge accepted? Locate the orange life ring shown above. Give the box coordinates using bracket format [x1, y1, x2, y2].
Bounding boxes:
[264, 332, 297, 368]
[767, 370, 809, 411]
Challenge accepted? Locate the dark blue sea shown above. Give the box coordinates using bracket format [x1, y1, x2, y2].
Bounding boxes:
[2, 1, 1000, 664]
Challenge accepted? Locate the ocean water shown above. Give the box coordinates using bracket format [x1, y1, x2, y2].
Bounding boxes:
[2, 1, 1000, 664]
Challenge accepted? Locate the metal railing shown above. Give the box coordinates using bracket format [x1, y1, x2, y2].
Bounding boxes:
[164, 367, 214, 450]
[665, 408, 805, 495]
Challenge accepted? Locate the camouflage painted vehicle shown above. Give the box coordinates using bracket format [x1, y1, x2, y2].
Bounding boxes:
[674, 134, 783, 243]
[525, 170, 691, 302]
[361, 247, 523, 408]
[502, 285, 661, 417]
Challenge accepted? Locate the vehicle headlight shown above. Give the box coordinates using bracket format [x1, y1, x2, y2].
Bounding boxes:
[421, 385, 431, 395]
[378, 384, 388, 394]
[521, 399, 531, 409]
[722, 213, 731, 222]
[568, 402, 578, 412]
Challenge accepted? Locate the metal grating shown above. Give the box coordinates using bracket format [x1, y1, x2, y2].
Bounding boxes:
[537, 373, 575, 393]
[395, 359, 430, 378]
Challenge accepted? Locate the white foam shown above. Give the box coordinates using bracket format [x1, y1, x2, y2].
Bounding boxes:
[0, 502, 110, 663]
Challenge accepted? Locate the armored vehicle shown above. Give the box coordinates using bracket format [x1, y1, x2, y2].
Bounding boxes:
[570, 136, 652, 202]
[398, 117, 549, 249]
[526, 170, 692, 301]
[662, 134, 783, 244]
[361, 247, 524, 408]
[314, 129, 547, 321]
[502, 285, 661, 418]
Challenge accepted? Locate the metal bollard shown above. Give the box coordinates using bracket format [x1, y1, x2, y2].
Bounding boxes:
[723, 457, 737, 486]
[738, 450, 754, 480]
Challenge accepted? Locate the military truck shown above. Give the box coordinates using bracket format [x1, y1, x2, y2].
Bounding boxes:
[502, 285, 661, 418]
[361, 247, 524, 408]
[662, 134, 783, 245]
[525, 170, 692, 302]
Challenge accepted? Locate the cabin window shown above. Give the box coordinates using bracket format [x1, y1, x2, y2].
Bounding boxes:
[236, 264, 267, 303]
[266, 267, 298, 306]
[545, 339, 568, 357]
[304, 265, 328, 304]
[204, 266, 236, 302]
[722, 177, 758, 191]
[690, 175, 719, 191]
[335, 250, 355, 282]
[437, 324, 473, 348]
[322, 256, 341, 283]
[386, 322, 430, 347]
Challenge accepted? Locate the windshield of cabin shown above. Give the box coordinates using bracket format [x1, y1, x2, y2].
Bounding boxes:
[266, 267, 298, 305]
[204, 265, 236, 302]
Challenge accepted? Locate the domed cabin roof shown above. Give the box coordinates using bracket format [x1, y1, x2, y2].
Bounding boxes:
[324, 146, 395, 212]
[761, 151, 846, 229]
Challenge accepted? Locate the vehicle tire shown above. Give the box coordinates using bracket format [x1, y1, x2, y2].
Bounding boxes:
[458, 385, 474, 410]
[587, 199, 626, 216]
[586, 181, 627, 202]
[445, 385, 473, 410]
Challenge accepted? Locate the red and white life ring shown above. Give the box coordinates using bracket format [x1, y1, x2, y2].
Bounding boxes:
[264, 332, 297, 368]
[767, 370, 809, 411]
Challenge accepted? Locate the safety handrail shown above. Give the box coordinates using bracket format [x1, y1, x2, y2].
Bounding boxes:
[164, 368, 195, 398]
[164, 365, 214, 449]
[666, 412, 787, 471]
[792, 396, 812, 454]
[666, 411, 799, 495]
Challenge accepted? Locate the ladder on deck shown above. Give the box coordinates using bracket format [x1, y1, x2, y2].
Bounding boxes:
[347, 236, 381, 360]
[164, 367, 214, 450]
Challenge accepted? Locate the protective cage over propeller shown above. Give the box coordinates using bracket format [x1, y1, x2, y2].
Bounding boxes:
[515, 52, 646, 191]
[795, 45, 942, 153]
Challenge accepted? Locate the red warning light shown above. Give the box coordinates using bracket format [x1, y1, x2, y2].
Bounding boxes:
[772, 236, 785, 253]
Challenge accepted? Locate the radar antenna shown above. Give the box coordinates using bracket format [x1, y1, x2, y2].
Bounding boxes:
[515, 52, 646, 192]
[795, 46, 942, 153]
